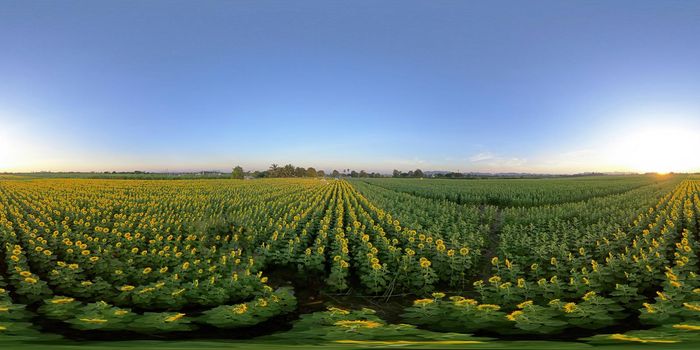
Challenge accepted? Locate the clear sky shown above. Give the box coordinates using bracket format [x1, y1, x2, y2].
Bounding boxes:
[1, 0, 699, 174]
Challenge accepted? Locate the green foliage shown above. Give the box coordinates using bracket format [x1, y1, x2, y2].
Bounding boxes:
[1, 175, 699, 345]
[402, 295, 510, 333]
[231, 166, 244, 179]
[198, 288, 296, 329]
[508, 303, 565, 334]
[128, 312, 195, 333]
[0, 321, 44, 342]
[265, 306, 488, 344]
[65, 301, 137, 331]
[37, 296, 82, 320]
[0, 289, 44, 342]
[363, 175, 660, 206]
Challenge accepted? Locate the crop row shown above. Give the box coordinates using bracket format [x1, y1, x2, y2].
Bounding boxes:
[1, 176, 697, 338]
[359, 175, 660, 207]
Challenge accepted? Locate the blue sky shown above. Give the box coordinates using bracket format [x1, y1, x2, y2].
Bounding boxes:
[1, 0, 699, 173]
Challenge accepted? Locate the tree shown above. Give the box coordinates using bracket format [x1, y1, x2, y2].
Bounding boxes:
[306, 167, 317, 177]
[332, 170, 340, 177]
[350, 170, 359, 178]
[281, 164, 295, 177]
[392, 169, 401, 178]
[295, 167, 306, 177]
[414, 169, 424, 178]
[231, 166, 244, 179]
[317, 169, 325, 177]
[359, 170, 367, 178]
[268, 164, 280, 177]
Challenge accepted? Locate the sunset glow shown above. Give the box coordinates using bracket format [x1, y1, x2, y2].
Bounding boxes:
[607, 126, 700, 174]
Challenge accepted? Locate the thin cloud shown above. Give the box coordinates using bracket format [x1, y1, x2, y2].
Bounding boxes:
[469, 152, 496, 162]
[464, 151, 528, 171]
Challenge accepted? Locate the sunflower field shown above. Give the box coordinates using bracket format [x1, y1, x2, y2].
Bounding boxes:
[1, 175, 699, 345]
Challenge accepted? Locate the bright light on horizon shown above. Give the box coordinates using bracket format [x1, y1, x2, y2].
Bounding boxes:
[607, 125, 700, 174]
[0, 129, 24, 171]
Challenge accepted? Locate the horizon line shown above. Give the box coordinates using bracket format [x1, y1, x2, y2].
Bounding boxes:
[2, 169, 689, 176]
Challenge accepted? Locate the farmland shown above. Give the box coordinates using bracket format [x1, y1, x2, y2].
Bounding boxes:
[1, 175, 700, 348]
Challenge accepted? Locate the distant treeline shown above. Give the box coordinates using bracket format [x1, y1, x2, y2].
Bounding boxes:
[240, 164, 383, 179]
[392, 169, 425, 178]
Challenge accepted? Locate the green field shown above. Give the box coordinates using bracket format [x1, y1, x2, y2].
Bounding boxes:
[1, 175, 700, 348]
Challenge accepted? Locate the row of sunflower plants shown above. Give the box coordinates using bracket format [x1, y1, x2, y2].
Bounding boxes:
[0, 179, 326, 335]
[38, 287, 295, 333]
[402, 179, 700, 335]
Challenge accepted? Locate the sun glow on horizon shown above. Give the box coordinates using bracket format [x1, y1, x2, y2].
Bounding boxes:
[0, 129, 24, 171]
[607, 125, 700, 174]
